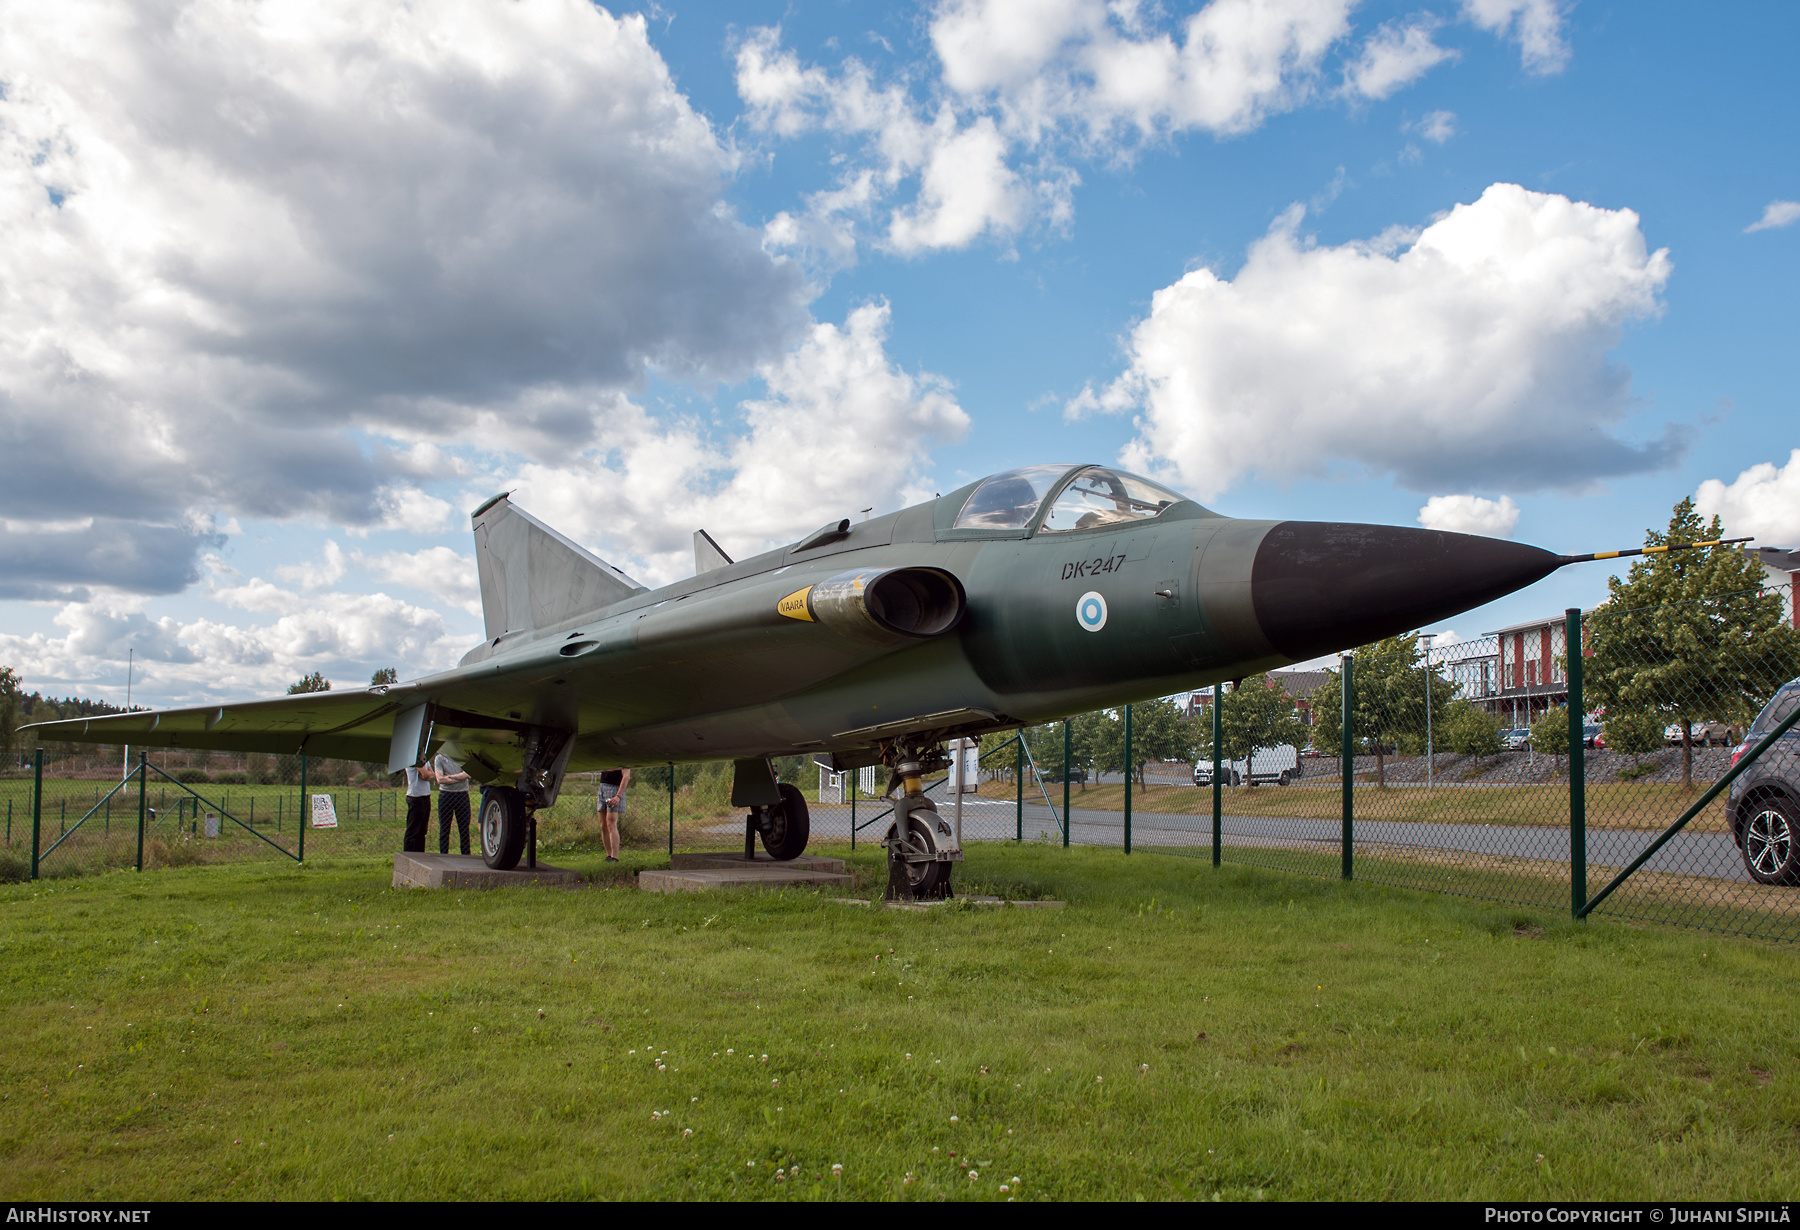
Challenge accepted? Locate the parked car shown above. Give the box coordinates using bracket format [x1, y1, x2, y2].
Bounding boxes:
[1726, 678, 1800, 885]
[1583, 723, 1603, 749]
[1061, 768, 1088, 785]
[1299, 745, 1321, 759]
[1665, 721, 1741, 747]
[1195, 745, 1301, 787]
[1501, 728, 1531, 751]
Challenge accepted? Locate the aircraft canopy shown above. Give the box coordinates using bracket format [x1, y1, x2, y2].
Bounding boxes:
[952, 464, 1186, 533]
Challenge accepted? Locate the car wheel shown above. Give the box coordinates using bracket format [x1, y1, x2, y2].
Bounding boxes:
[1278, 770, 1292, 786]
[1741, 796, 1800, 886]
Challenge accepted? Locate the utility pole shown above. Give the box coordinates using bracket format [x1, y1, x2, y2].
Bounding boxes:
[1421, 633, 1436, 792]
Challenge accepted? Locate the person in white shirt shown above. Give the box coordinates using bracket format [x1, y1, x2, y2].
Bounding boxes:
[434, 752, 473, 855]
[402, 759, 436, 852]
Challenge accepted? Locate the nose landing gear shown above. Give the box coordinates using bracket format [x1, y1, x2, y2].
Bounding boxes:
[881, 741, 961, 902]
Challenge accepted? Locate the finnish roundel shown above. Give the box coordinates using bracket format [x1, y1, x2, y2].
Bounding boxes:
[1076, 591, 1108, 632]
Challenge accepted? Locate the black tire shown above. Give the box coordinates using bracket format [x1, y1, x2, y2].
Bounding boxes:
[1230, 770, 1241, 787]
[1278, 769, 1292, 786]
[888, 809, 943, 896]
[761, 782, 811, 861]
[1741, 796, 1800, 886]
[479, 786, 527, 870]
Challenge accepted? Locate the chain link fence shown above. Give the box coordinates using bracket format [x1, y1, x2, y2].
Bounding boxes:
[10, 583, 1800, 945]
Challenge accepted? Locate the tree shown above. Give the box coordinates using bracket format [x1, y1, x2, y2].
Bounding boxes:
[287, 672, 331, 694]
[1309, 635, 1457, 786]
[1604, 709, 1665, 770]
[1123, 698, 1198, 787]
[0, 665, 19, 770]
[1217, 674, 1308, 788]
[1584, 497, 1800, 790]
[1530, 705, 1569, 767]
[1441, 700, 1502, 757]
[369, 667, 399, 686]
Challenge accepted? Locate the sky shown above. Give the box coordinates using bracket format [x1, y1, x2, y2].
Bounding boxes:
[1, 0, 1797, 708]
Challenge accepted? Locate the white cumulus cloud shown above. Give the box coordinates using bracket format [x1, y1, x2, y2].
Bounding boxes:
[1083, 183, 1679, 499]
[0, 0, 808, 596]
[1745, 201, 1800, 233]
[1461, 0, 1570, 74]
[1418, 494, 1521, 537]
[1695, 450, 1800, 549]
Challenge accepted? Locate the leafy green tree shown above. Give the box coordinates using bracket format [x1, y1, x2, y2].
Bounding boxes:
[1530, 705, 1569, 767]
[287, 671, 331, 694]
[0, 665, 19, 770]
[1218, 675, 1308, 788]
[1441, 700, 1502, 757]
[369, 667, 399, 686]
[1604, 708, 1665, 770]
[1584, 497, 1800, 790]
[1310, 635, 1457, 786]
[1123, 698, 1198, 787]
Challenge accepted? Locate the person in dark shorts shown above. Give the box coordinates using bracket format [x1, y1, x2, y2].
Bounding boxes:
[597, 767, 630, 862]
[402, 759, 435, 853]
[434, 752, 473, 855]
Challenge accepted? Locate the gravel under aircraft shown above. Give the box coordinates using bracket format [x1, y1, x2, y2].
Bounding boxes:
[27, 463, 1589, 898]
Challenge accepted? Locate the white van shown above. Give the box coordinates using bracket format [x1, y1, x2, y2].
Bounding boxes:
[1193, 744, 1302, 787]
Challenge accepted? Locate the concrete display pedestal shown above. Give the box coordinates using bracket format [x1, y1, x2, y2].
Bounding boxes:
[640, 852, 852, 893]
[393, 852, 580, 890]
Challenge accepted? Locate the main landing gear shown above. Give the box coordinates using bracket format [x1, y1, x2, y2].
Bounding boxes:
[480, 726, 572, 871]
[880, 740, 962, 903]
[743, 781, 812, 861]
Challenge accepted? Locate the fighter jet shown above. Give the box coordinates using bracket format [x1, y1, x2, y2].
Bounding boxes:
[25, 463, 1582, 896]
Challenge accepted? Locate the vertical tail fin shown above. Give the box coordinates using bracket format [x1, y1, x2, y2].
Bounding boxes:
[694, 529, 733, 575]
[470, 494, 645, 640]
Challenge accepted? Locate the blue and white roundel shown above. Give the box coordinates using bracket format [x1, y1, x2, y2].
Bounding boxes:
[1076, 591, 1108, 633]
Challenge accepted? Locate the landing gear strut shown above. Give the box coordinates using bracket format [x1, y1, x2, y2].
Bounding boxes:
[881, 741, 961, 902]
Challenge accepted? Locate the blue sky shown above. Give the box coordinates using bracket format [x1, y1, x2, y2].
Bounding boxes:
[1, 0, 1796, 707]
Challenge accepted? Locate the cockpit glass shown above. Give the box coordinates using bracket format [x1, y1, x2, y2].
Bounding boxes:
[952, 464, 1078, 530]
[1038, 467, 1186, 534]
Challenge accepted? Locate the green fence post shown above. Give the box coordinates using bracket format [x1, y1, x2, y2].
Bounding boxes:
[298, 755, 307, 863]
[30, 748, 42, 880]
[1341, 653, 1354, 881]
[1015, 735, 1024, 841]
[1567, 608, 1585, 919]
[1123, 703, 1133, 855]
[1212, 686, 1222, 867]
[136, 750, 147, 872]
[667, 763, 675, 858]
[1063, 719, 1072, 848]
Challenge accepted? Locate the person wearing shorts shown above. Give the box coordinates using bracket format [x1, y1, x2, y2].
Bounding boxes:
[434, 752, 473, 855]
[597, 768, 630, 862]
[402, 759, 435, 853]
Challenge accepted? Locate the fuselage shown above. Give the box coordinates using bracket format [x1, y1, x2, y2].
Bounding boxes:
[424, 465, 1562, 779]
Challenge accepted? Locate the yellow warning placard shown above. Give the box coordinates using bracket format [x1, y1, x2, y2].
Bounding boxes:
[777, 586, 815, 621]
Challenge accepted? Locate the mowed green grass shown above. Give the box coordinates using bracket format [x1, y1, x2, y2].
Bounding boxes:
[1, 844, 1796, 1201]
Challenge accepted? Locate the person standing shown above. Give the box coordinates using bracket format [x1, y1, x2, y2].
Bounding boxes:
[402, 758, 435, 853]
[596, 767, 630, 862]
[434, 751, 473, 855]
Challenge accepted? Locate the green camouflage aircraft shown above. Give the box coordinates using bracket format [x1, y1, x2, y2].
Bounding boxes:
[25, 463, 1577, 897]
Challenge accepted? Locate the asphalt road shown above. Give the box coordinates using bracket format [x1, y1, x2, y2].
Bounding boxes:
[801, 796, 1756, 884]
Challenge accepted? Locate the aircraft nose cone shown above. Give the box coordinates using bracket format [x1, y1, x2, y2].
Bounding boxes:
[1251, 522, 1562, 661]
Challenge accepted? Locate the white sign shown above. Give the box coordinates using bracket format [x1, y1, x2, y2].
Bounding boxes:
[310, 793, 339, 829]
[949, 737, 980, 793]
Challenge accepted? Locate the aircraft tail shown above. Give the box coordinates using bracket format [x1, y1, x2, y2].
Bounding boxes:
[470, 494, 645, 641]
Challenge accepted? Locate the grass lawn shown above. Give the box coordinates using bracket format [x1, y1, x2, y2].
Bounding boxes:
[2, 842, 1796, 1201]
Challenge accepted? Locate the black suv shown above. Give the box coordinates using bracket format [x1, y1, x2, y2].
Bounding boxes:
[1728, 678, 1800, 885]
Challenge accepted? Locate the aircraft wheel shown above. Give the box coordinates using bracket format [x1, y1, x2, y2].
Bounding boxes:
[1741, 797, 1800, 886]
[480, 786, 527, 870]
[761, 782, 811, 861]
[892, 814, 943, 896]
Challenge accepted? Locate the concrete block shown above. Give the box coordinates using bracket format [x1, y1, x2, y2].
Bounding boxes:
[668, 852, 847, 873]
[637, 866, 854, 893]
[393, 852, 581, 890]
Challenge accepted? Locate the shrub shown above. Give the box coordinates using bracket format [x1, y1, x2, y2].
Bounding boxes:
[211, 771, 248, 785]
[176, 768, 211, 784]
[0, 847, 27, 884]
[1604, 709, 1665, 767]
[1443, 701, 1502, 757]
